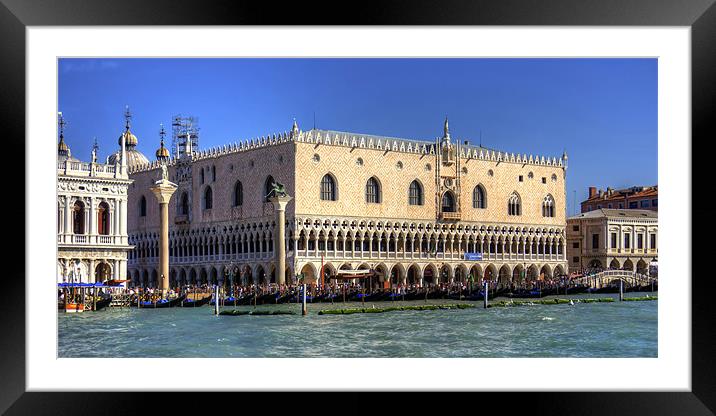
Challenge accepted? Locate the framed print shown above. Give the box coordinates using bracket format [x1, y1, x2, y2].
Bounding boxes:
[4, 0, 715, 413]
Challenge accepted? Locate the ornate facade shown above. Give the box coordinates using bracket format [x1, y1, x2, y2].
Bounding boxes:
[57, 113, 134, 284]
[127, 118, 569, 288]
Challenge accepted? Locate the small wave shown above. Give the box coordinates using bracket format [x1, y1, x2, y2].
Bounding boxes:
[541, 317, 554, 321]
[217, 338, 227, 342]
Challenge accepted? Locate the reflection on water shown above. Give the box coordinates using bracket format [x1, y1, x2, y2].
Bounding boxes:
[58, 293, 657, 358]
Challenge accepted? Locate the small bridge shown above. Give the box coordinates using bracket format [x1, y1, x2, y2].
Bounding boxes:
[573, 270, 656, 289]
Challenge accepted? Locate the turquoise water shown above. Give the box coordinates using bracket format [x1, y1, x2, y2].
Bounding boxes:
[58, 293, 657, 358]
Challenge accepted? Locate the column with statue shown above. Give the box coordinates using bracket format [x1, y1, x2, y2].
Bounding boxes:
[150, 163, 177, 297]
[266, 180, 292, 287]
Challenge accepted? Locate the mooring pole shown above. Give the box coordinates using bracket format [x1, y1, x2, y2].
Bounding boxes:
[619, 279, 624, 301]
[214, 285, 220, 315]
[302, 283, 307, 316]
[484, 280, 489, 309]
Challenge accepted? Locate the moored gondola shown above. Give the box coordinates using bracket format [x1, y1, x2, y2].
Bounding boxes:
[182, 295, 212, 307]
[137, 294, 186, 308]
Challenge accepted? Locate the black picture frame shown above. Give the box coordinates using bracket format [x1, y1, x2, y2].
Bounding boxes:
[3, 0, 713, 413]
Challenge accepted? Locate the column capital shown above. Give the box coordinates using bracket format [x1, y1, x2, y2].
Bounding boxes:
[268, 195, 293, 211]
[150, 179, 178, 204]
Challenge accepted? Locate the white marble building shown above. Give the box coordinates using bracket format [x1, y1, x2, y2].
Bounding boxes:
[56, 112, 134, 284]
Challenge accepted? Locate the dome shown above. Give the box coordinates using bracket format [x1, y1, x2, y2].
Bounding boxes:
[155, 138, 170, 159]
[118, 130, 138, 147]
[107, 148, 150, 169]
[58, 136, 70, 153]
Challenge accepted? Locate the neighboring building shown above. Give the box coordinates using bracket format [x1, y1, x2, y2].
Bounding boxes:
[56, 112, 134, 284]
[127, 117, 569, 289]
[580, 185, 657, 213]
[566, 208, 657, 275]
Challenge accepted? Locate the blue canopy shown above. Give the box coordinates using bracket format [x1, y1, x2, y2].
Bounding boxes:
[57, 282, 112, 288]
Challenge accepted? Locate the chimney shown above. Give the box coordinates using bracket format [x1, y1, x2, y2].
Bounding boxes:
[589, 187, 597, 198]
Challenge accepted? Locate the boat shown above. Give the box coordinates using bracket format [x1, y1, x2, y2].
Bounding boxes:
[137, 294, 186, 308]
[94, 296, 112, 310]
[64, 303, 84, 313]
[182, 295, 212, 307]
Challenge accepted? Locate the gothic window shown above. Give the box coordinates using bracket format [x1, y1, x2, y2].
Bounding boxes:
[441, 191, 456, 212]
[408, 180, 423, 205]
[139, 196, 147, 217]
[212, 166, 216, 182]
[98, 201, 110, 235]
[508, 192, 521, 216]
[542, 194, 555, 217]
[233, 181, 243, 206]
[366, 177, 381, 203]
[473, 185, 486, 209]
[203, 186, 213, 210]
[72, 200, 85, 234]
[200, 169, 205, 184]
[320, 174, 337, 201]
[264, 176, 275, 202]
[179, 192, 189, 215]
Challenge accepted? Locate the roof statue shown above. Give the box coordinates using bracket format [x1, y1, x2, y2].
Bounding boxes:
[266, 180, 289, 199]
[159, 163, 168, 182]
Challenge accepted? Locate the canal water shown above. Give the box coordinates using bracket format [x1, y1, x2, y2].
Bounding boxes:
[58, 293, 657, 358]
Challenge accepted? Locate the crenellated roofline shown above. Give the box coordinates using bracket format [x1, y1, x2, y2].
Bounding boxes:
[128, 127, 568, 174]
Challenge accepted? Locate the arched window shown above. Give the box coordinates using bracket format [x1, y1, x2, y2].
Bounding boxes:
[139, 196, 147, 217]
[233, 181, 243, 206]
[542, 194, 555, 217]
[72, 200, 85, 234]
[97, 201, 110, 235]
[320, 174, 337, 201]
[264, 176, 275, 202]
[179, 192, 189, 215]
[409, 180, 423, 205]
[473, 184, 486, 209]
[366, 177, 381, 203]
[508, 192, 521, 216]
[203, 186, 213, 210]
[442, 191, 456, 212]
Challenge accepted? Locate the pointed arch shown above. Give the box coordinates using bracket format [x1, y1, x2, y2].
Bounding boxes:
[542, 194, 555, 217]
[264, 175, 275, 202]
[366, 176, 381, 203]
[441, 190, 456, 212]
[320, 173, 337, 201]
[408, 179, 423, 205]
[203, 186, 213, 210]
[233, 181, 243, 206]
[472, 184, 487, 209]
[508, 191, 521, 216]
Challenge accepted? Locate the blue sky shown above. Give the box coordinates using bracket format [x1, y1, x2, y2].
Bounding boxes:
[58, 58, 657, 215]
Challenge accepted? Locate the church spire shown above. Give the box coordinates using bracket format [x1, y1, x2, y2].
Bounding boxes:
[443, 116, 450, 141]
[57, 112, 70, 157]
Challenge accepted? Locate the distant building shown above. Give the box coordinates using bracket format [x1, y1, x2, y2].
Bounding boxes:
[580, 185, 657, 213]
[56, 112, 134, 284]
[566, 208, 657, 275]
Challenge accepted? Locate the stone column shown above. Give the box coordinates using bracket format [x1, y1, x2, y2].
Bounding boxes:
[64, 195, 71, 236]
[269, 195, 292, 286]
[150, 177, 178, 296]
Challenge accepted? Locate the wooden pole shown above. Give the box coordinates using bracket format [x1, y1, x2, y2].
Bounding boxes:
[302, 283, 307, 316]
[214, 285, 220, 315]
[483, 280, 488, 309]
[619, 279, 624, 301]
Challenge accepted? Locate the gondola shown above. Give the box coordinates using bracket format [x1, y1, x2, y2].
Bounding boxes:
[137, 294, 186, 308]
[507, 289, 543, 299]
[94, 296, 112, 310]
[181, 295, 212, 307]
